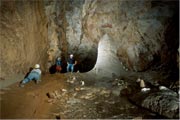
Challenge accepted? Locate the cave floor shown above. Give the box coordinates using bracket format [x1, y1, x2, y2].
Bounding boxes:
[0, 72, 168, 119]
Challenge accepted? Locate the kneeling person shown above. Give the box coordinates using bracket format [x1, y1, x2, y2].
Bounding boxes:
[20, 64, 41, 87]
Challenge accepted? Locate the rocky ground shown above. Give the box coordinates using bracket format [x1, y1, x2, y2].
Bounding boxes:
[1, 71, 175, 119]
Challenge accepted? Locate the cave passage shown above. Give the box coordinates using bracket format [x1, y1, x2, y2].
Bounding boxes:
[0, 0, 179, 119]
[49, 51, 98, 74]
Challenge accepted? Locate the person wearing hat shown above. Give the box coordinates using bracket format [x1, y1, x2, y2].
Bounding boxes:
[67, 54, 77, 72]
[19, 64, 42, 87]
[56, 57, 62, 73]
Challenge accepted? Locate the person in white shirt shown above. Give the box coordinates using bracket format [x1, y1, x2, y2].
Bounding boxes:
[20, 64, 41, 87]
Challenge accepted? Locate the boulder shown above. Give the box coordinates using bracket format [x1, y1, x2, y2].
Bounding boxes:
[129, 90, 179, 119]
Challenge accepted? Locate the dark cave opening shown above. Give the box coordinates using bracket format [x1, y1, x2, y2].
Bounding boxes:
[162, 5, 179, 86]
[49, 51, 98, 74]
[149, 2, 179, 88]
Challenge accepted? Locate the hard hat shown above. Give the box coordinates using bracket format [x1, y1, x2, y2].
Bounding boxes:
[70, 54, 73, 57]
[34, 64, 40, 69]
[57, 57, 61, 60]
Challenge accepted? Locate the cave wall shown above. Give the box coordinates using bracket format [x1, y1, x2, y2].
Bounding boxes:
[65, 0, 98, 72]
[81, 0, 178, 72]
[0, 0, 178, 80]
[48, 0, 178, 73]
[43, 0, 98, 72]
[0, 0, 48, 79]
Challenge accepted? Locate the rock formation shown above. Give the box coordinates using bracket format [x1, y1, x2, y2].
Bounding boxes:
[130, 88, 179, 118]
[0, 1, 48, 79]
[44, 0, 179, 74]
[1, 0, 178, 77]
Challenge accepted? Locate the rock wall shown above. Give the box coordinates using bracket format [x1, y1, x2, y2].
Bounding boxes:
[42, 0, 178, 73]
[0, 0, 178, 80]
[80, 0, 179, 72]
[65, 0, 98, 72]
[44, 0, 98, 72]
[44, 0, 62, 70]
[0, 1, 48, 79]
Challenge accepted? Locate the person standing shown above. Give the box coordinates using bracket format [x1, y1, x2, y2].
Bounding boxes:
[19, 64, 41, 87]
[56, 57, 62, 73]
[67, 54, 77, 72]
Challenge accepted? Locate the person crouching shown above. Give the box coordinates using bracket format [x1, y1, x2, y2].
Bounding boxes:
[19, 64, 41, 87]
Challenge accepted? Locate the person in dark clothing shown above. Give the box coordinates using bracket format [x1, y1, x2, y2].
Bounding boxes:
[56, 57, 62, 73]
[67, 54, 77, 72]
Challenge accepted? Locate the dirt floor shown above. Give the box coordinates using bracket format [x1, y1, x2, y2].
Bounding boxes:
[0, 71, 173, 119]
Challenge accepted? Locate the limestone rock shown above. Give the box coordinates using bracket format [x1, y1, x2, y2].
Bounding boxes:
[0, 1, 48, 79]
[130, 90, 179, 118]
